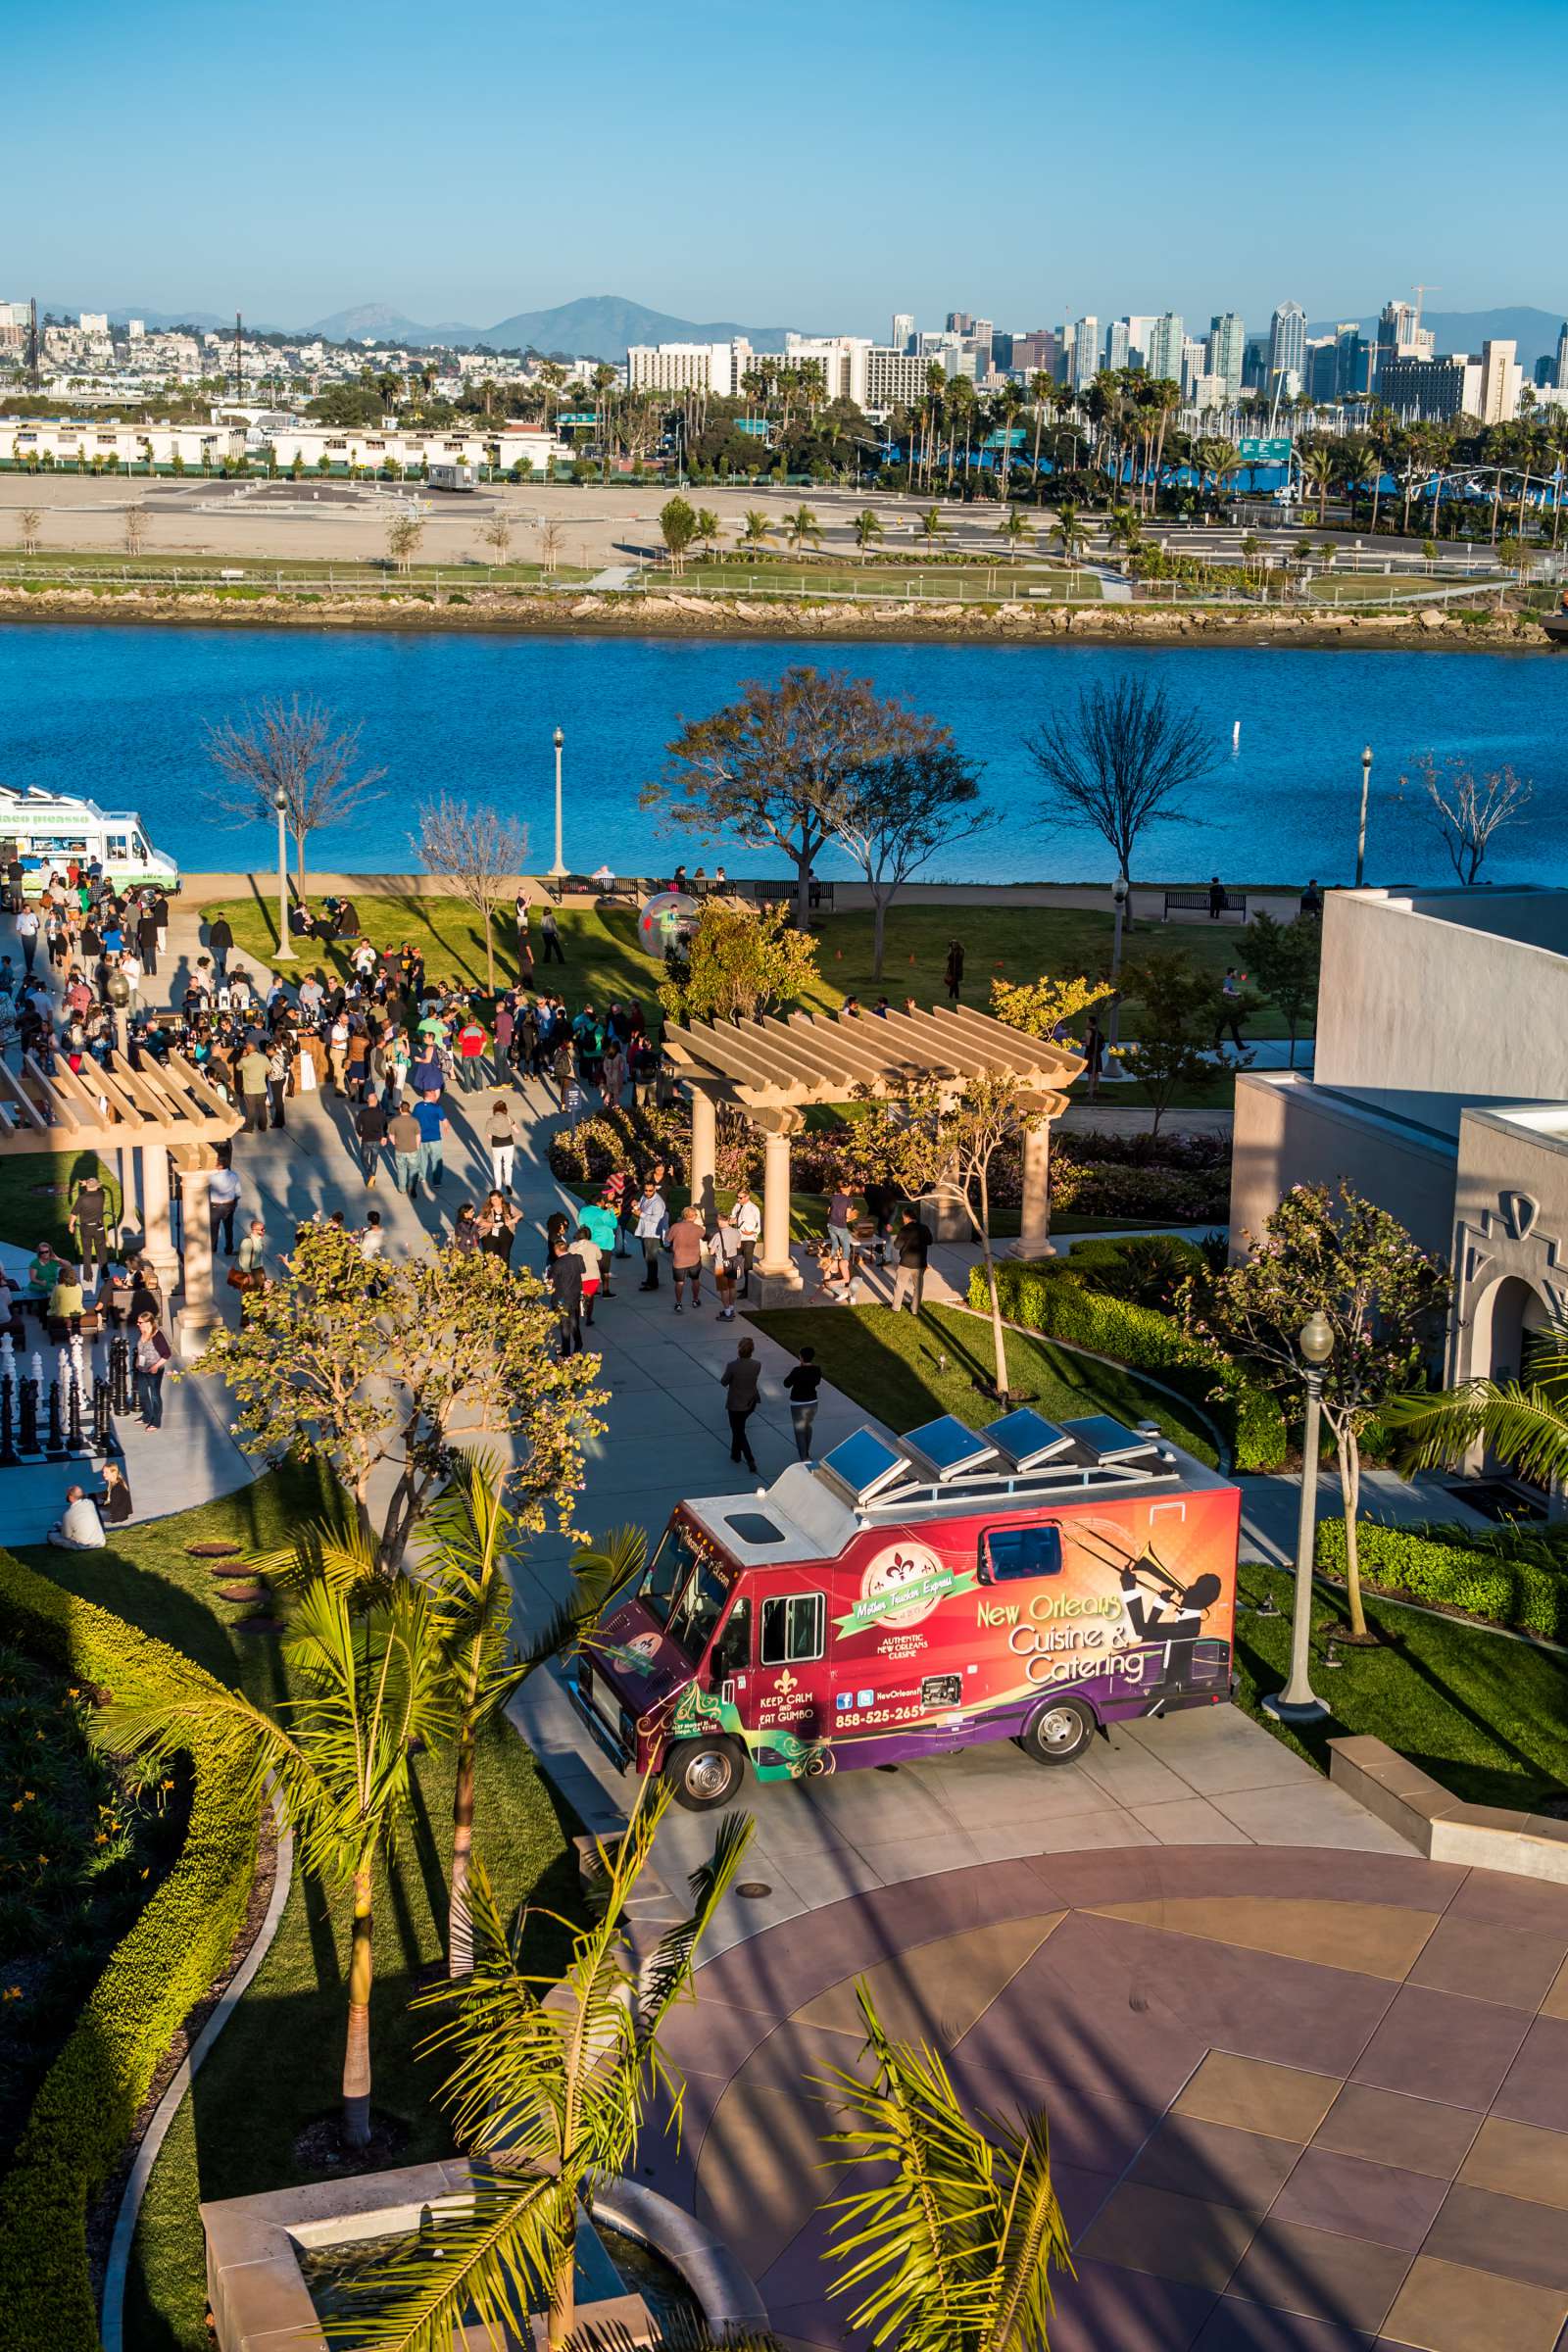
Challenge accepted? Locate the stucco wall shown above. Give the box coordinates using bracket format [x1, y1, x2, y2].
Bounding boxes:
[1450, 1107, 1568, 1383]
[1230, 1072, 1457, 1261]
[1313, 892, 1568, 1138]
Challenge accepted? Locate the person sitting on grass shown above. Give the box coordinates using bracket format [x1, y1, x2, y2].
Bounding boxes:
[48, 1483, 106, 1551]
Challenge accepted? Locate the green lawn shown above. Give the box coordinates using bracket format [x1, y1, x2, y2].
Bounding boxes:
[6, 551, 592, 588]
[201, 893, 1299, 1051]
[655, 562, 1102, 602]
[0, 1151, 123, 1255]
[1233, 1560, 1568, 1814]
[14, 1466, 579, 2352]
[747, 1302, 1221, 1467]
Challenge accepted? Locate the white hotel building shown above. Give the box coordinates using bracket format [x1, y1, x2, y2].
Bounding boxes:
[626, 334, 935, 418]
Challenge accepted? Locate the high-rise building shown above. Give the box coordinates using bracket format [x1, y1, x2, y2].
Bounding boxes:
[1479, 339, 1522, 423]
[1305, 339, 1339, 405]
[1102, 318, 1130, 372]
[1068, 316, 1100, 390]
[990, 330, 1014, 372]
[946, 311, 974, 336]
[1180, 337, 1208, 399]
[1011, 328, 1056, 377]
[1242, 335, 1269, 392]
[1144, 312, 1184, 384]
[1267, 301, 1306, 391]
[1378, 355, 1479, 422]
[891, 313, 914, 354]
[1335, 322, 1372, 400]
[1205, 313, 1245, 401]
[1124, 316, 1157, 368]
[1556, 320, 1568, 390]
[863, 346, 935, 413]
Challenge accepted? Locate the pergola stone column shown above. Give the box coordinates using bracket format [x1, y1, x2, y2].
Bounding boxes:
[688, 1085, 718, 1224]
[755, 1113, 804, 1304]
[136, 1139, 180, 1291]
[172, 1148, 221, 1353]
[1009, 1114, 1056, 1260]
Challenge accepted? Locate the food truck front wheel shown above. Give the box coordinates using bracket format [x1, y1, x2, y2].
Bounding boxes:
[1018, 1695, 1096, 1767]
[664, 1735, 747, 1811]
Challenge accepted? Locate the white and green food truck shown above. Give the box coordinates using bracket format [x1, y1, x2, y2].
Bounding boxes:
[0, 787, 180, 895]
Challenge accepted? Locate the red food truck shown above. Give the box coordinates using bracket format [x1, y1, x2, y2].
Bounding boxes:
[569, 1407, 1241, 1809]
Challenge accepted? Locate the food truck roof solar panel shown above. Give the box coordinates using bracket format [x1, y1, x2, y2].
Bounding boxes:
[1060, 1414, 1162, 1465]
[900, 1415, 999, 1481]
[820, 1429, 910, 1506]
[984, 1407, 1076, 1470]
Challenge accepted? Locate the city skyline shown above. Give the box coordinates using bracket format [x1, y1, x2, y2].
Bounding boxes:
[7, 0, 1566, 329]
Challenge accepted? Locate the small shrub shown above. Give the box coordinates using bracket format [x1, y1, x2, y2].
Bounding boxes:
[1316, 1519, 1568, 1641]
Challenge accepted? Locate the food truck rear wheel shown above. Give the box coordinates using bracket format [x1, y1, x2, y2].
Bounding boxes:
[1018, 1696, 1096, 1766]
[664, 1736, 746, 1811]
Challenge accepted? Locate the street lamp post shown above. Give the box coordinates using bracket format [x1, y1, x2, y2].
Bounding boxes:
[550, 726, 566, 880]
[1105, 872, 1130, 1060]
[1263, 1309, 1335, 1726]
[1354, 745, 1372, 889]
[272, 786, 295, 962]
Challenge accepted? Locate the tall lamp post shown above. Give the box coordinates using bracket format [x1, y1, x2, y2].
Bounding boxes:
[1104, 871, 1131, 1064]
[550, 726, 566, 881]
[1263, 1309, 1335, 1726]
[1354, 745, 1372, 889]
[272, 785, 295, 963]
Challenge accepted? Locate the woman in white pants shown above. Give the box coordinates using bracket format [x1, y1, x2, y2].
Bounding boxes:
[487, 1097, 519, 1196]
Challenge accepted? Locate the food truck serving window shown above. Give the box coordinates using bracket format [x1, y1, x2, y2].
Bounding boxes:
[760, 1592, 825, 1665]
[982, 1525, 1063, 1583]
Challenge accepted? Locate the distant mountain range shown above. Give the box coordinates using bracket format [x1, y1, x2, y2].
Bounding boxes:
[1307, 306, 1566, 373]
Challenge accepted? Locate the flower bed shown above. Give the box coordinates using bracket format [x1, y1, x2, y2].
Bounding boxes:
[1315, 1519, 1568, 1643]
[0, 1552, 260, 2352]
[972, 1256, 1286, 1472]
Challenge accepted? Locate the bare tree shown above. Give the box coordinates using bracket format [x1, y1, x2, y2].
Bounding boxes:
[386, 512, 424, 574]
[1399, 752, 1533, 885]
[207, 696, 386, 895]
[828, 744, 998, 978]
[18, 507, 41, 557]
[479, 513, 513, 569]
[1027, 676, 1216, 907]
[538, 517, 564, 574]
[122, 503, 149, 558]
[415, 794, 529, 994]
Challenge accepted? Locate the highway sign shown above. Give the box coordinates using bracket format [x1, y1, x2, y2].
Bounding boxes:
[1238, 437, 1293, 463]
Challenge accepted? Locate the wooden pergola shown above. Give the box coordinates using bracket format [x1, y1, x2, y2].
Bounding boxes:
[661, 1004, 1082, 1298]
[0, 1049, 242, 1347]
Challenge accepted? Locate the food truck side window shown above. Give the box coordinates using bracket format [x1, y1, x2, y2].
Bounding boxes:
[638, 1526, 699, 1626]
[760, 1592, 825, 1665]
[666, 1562, 730, 1664]
[709, 1597, 751, 1684]
[982, 1525, 1063, 1583]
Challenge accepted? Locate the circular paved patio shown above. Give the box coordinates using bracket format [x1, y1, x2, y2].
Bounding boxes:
[650, 1843, 1568, 2352]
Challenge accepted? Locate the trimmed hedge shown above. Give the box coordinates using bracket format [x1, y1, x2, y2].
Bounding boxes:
[970, 1257, 1287, 1472]
[0, 1550, 260, 2352]
[1316, 1519, 1568, 1642]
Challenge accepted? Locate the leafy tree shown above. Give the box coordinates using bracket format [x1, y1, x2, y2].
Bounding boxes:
[1241, 908, 1321, 1066]
[847, 1072, 1040, 1401]
[414, 792, 529, 994]
[645, 665, 945, 931]
[1025, 675, 1215, 906]
[992, 970, 1113, 1041]
[1114, 950, 1215, 1137]
[694, 505, 722, 558]
[114, 1528, 453, 2147]
[1397, 752, 1534, 885]
[385, 512, 423, 574]
[828, 742, 996, 978]
[821, 1983, 1072, 2352]
[337, 1787, 753, 2351]
[18, 506, 41, 556]
[786, 502, 822, 550]
[659, 897, 820, 1024]
[478, 513, 512, 568]
[122, 502, 149, 558]
[659, 493, 698, 573]
[1187, 1183, 1449, 1637]
[205, 693, 385, 895]
[203, 1225, 606, 1574]
[919, 503, 945, 547]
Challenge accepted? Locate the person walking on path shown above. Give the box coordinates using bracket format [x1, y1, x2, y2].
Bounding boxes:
[486, 1096, 519, 1195]
[669, 1205, 705, 1313]
[826, 1184, 856, 1265]
[16, 904, 39, 974]
[69, 1170, 113, 1281]
[731, 1184, 761, 1298]
[414, 1091, 448, 1194]
[133, 1309, 172, 1428]
[456, 1010, 488, 1090]
[891, 1209, 933, 1315]
[207, 913, 233, 978]
[709, 1207, 744, 1320]
[547, 1235, 585, 1356]
[720, 1337, 761, 1471]
[388, 1098, 422, 1199]
[1213, 967, 1247, 1054]
[355, 1093, 388, 1186]
[571, 1223, 604, 1325]
[944, 939, 965, 1004]
[634, 1181, 668, 1290]
[208, 1146, 242, 1254]
[579, 1194, 619, 1297]
[237, 1040, 270, 1133]
[783, 1345, 822, 1460]
[540, 907, 565, 964]
[1208, 875, 1228, 920]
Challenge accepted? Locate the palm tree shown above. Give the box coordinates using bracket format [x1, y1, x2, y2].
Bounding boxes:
[854, 507, 884, 552]
[999, 507, 1033, 550]
[1051, 499, 1089, 565]
[338, 1785, 754, 2352]
[785, 502, 821, 551]
[1105, 503, 1142, 557]
[919, 503, 945, 548]
[694, 505, 722, 560]
[820, 1983, 1073, 2351]
[1028, 368, 1054, 489]
[739, 508, 773, 554]
[113, 1524, 451, 2147]
[1386, 1336, 1568, 1492]
[1298, 443, 1337, 524]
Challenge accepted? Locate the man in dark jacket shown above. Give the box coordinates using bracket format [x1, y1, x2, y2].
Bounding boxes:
[892, 1211, 933, 1315]
[208, 914, 234, 978]
[548, 1243, 584, 1357]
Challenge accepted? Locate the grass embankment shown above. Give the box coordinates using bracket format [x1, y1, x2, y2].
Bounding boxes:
[199, 896, 1295, 1064]
[0, 1152, 123, 1255]
[653, 562, 1103, 602]
[15, 1466, 579, 2352]
[747, 1301, 1222, 1467]
[4, 552, 593, 589]
[1232, 1561, 1568, 1815]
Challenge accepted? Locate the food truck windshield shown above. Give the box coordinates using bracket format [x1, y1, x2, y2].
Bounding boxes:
[638, 1525, 732, 1666]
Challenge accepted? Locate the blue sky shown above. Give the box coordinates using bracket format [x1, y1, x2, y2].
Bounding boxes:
[6, 0, 1565, 332]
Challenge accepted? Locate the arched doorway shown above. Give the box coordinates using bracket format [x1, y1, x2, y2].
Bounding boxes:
[1469, 1272, 1557, 1510]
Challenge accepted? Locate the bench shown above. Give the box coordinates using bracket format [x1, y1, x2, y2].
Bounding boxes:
[1163, 888, 1248, 925]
